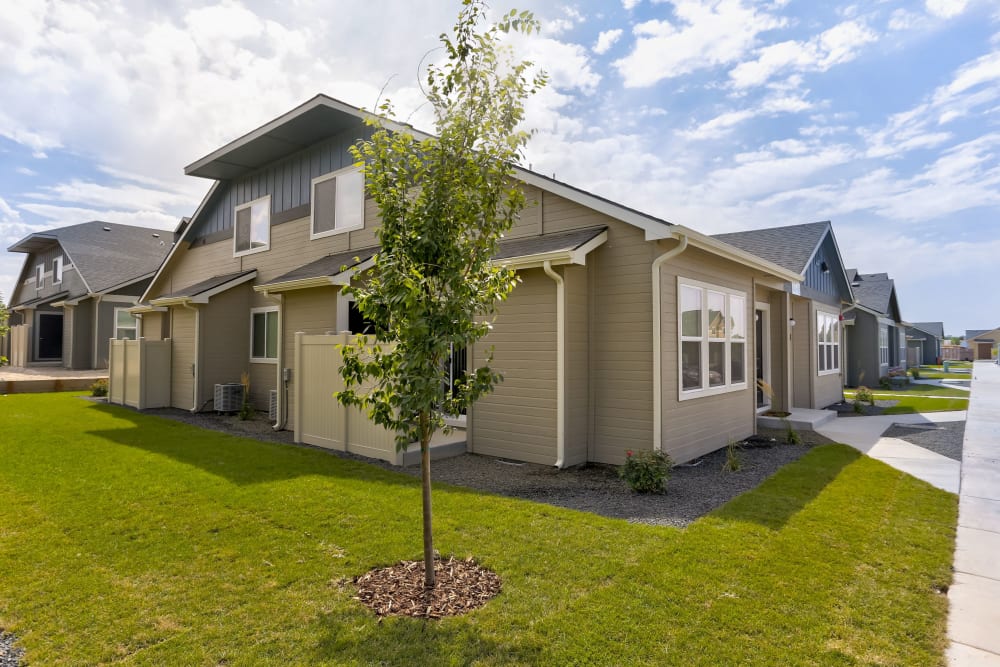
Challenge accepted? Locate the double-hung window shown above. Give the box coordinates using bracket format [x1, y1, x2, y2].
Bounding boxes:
[311, 166, 364, 239]
[35, 264, 44, 289]
[879, 326, 889, 365]
[817, 310, 840, 374]
[53, 256, 63, 284]
[679, 279, 747, 398]
[114, 308, 138, 340]
[234, 195, 271, 257]
[250, 307, 279, 363]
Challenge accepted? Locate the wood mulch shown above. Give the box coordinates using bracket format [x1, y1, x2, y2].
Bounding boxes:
[354, 556, 501, 619]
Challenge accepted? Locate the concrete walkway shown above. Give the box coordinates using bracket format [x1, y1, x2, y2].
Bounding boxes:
[948, 361, 1000, 665]
[815, 410, 966, 494]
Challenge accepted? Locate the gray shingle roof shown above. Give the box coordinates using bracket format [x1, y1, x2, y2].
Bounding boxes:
[14, 291, 69, 309]
[847, 270, 895, 316]
[9, 221, 171, 294]
[263, 248, 378, 286]
[494, 226, 607, 261]
[711, 221, 830, 273]
[157, 270, 255, 300]
[911, 321, 944, 339]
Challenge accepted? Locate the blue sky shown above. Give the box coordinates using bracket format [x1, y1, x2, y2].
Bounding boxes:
[1, 0, 997, 335]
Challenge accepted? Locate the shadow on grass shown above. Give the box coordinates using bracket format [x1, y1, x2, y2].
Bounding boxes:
[708, 445, 862, 530]
[84, 402, 421, 489]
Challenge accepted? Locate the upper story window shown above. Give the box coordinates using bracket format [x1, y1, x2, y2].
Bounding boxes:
[35, 264, 44, 289]
[311, 167, 364, 240]
[53, 256, 63, 284]
[114, 308, 138, 340]
[678, 278, 747, 399]
[879, 326, 889, 365]
[817, 310, 840, 375]
[234, 195, 271, 257]
[250, 306, 279, 363]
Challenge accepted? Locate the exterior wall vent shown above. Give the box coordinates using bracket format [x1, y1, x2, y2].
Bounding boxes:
[214, 383, 244, 413]
[268, 389, 278, 422]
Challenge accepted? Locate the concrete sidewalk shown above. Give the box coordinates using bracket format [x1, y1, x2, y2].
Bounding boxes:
[948, 361, 1000, 665]
[815, 410, 966, 494]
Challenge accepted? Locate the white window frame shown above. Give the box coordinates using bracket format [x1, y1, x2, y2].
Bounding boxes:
[879, 326, 889, 366]
[53, 256, 63, 285]
[816, 309, 840, 376]
[310, 166, 365, 240]
[113, 307, 139, 340]
[677, 277, 748, 400]
[233, 195, 271, 258]
[35, 264, 44, 289]
[249, 306, 279, 363]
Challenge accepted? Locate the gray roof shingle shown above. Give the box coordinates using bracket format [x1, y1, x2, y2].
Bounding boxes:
[847, 270, 896, 316]
[263, 248, 378, 286]
[712, 221, 830, 273]
[157, 270, 255, 300]
[911, 321, 944, 339]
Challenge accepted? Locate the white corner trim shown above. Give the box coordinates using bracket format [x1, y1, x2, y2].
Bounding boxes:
[652, 234, 689, 453]
[542, 260, 566, 469]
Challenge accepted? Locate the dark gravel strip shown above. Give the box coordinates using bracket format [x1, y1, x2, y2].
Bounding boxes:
[124, 404, 836, 528]
[0, 631, 23, 667]
[826, 399, 900, 417]
[881, 420, 966, 461]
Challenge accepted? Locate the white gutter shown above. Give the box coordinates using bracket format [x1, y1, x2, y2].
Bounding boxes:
[182, 302, 200, 412]
[542, 260, 566, 469]
[652, 234, 689, 453]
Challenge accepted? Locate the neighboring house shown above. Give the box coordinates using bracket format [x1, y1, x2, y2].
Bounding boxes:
[133, 94, 804, 466]
[713, 221, 854, 411]
[6, 221, 172, 369]
[905, 321, 944, 366]
[842, 270, 906, 387]
[967, 328, 1000, 360]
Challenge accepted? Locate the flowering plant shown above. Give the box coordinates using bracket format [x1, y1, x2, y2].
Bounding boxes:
[618, 449, 672, 494]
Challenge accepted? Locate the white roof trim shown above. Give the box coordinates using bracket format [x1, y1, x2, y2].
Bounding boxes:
[499, 230, 608, 270]
[670, 226, 803, 283]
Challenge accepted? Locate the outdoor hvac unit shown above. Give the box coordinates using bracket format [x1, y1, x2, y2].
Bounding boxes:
[214, 383, 244, 413]
[268, 390, 278, 422]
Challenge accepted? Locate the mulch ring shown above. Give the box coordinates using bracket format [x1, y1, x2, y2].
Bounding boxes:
[354, 556, 501, 619]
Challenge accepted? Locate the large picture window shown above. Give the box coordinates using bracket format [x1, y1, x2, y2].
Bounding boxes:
[311, 167, 364, 239]
[234, 195, 271, 257]
[678, 279, 747, 399]
[879, 326, 889, 365]
[114, 308, 138, 340]
[817, 310, 840, 374]
[250, 307, 279, 362]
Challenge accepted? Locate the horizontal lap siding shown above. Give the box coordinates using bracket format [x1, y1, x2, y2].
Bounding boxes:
[471, 269, 557, 465]
[282, 287, 339, 432]
[660, 247, 756, 464]
[170, 307, 195, 409]
[200, 285, 253, 409]
[564, 264, 589, 466]
[791, 297, 811, 409]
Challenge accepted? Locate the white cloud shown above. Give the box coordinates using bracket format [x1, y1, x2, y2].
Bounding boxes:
[614, 0, 786, 87]
[729, 20, 879, 89]
[925, 0, 969, 19]
[17, 203, 179, 230]
[680, 93, 813, 139]
[593, 29, 623, 54]
[622, 0, 642, 9]
[14, 167, 37, 176]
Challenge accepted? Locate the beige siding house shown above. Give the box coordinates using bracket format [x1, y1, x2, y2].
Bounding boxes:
[135, 95, 806, 466]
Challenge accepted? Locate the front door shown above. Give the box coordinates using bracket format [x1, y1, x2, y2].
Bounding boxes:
[36, 313, 63, 360]
[755, 307, 769, 409]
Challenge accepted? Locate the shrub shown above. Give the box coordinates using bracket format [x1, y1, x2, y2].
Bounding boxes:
[238, 371, 254, 421]
[855, 386, 875, 406]
[722, 439, 741, 472]
[784, 420, 802, 445]
[619, 449, 672, 494]
[90, 379, 108, 397]
[910, 367, 921, 379]
[879, 376, 892, 390]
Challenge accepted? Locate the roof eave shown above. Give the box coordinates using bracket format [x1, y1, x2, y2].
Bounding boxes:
[499, 230, 608, 270]
[671, 226, 803, 283]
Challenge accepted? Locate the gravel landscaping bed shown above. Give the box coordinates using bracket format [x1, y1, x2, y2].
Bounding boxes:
[0, 632, 23, 667]
[131, 405, 834, 528]
[881, 420, 966, 461]
[826, 399, 899, 417]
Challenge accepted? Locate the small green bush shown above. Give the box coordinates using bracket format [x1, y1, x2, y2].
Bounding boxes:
[90, 379, 108, 397]
[855, 386, 874, 406]
[910, 367, 921, 379]
[722, 439, 741, 472]
[619, 449, 672, 494]
[878, 376, 892, 390]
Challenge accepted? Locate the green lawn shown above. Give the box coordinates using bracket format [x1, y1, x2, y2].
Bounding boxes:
[845, 384, 970, 398]
[917, 371, 972, 380]
[0, 394, 957, 665]
[844, 386, 969, 414]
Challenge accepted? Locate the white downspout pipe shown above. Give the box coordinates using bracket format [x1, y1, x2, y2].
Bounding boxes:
[652, 234, 689, 453]
[271, 293, 287, 431]
[542, 261, 566, 468]
[182, 301, 200, 413]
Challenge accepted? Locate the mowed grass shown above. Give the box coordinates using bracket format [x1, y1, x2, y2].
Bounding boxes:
[0, 393, 957, 665]
[844, 387, 969, 414]
[845, 384, 970, 398]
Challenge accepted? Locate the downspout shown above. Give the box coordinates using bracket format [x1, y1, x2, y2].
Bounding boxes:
[542, 261, 565, 468]
[272, 293, 288, 431]
[652, 234, 689, 453]
[182, 301, 200, 413]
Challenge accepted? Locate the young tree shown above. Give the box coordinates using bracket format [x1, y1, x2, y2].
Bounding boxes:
[337, 0, 546, 588]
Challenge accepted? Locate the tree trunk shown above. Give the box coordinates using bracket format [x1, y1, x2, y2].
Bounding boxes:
[420, 411, 436, 588]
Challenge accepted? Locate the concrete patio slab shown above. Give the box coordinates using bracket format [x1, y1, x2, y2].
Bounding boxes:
[757, 408, 836, 430]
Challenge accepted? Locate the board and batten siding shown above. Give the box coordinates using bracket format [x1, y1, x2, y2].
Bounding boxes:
[791, 297, 812, 409]
[470, 268, 558, 465]
[658, 246, 757, 464]
[170, 306, 196, 410]
[563, 264, 589, 467]
[281, 286, 340, 431]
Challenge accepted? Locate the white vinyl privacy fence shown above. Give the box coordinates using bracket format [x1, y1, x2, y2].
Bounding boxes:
[108, 338, 171, 409]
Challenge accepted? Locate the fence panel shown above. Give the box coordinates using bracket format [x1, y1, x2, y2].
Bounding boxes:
[124, 340, 141, 407]
[108, 338, 171, 409]
[10, 324, 29, 367]
[109, 340, 126, 404]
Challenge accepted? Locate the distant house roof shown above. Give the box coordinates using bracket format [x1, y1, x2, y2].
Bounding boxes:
[712, 221, 830, 274]
[846, 269, 898, 318]
[911, 321, 944, 339]
[966, 329, 990, 340]
[8, 221, 172, 298]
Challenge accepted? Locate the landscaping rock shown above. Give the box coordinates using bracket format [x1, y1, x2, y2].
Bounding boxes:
[0, 631, 23, 667]
[881, 420, 965, 461]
